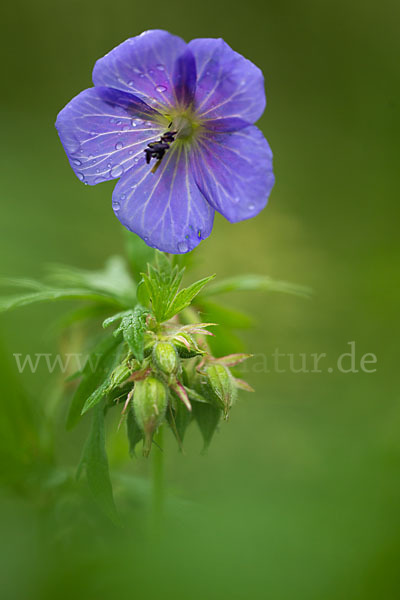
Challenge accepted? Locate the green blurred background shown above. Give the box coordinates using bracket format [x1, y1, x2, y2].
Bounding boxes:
[1, 0, 400, 598]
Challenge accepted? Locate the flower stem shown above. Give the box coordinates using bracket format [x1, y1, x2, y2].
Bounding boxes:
[152, 425, 164, 532]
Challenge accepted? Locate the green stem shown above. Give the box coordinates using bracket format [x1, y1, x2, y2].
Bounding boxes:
[152, 425, 164, 532]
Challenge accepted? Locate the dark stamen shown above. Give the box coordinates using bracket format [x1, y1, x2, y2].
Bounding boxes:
[144, 130, 178, 166]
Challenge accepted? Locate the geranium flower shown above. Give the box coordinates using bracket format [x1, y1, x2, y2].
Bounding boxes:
[56, 30, 275, 253]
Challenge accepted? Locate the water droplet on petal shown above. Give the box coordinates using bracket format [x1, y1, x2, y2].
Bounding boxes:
[120, 194, 126, 201]
[131, 119, 137, 127]
[110, 165, 124, 177]
[248, 203, 255, 211]
[94, 176, 104, 184]
[178, 241, 189, 253]
[155, 85, 167, 93]
[148, 69, 155, 75]
[116, 120, 122, 126]
[122, 125, 130, 131]
[113, 201, 120, 211]
[156, 64, 165, 71]
[134, 157, 140, 163]
[139, 73, 145, 78]
[110, 118, 116, 123]
[73, 159, 81, 166]
[128, 80, 134, 86]
[231, 196, 240, 204]
[129, 150, 134, 155]
[115, 142, 123, 150]
[145, 121, 153, 127]
[107, 162, 112, 168]
[77, 172, 84, 181]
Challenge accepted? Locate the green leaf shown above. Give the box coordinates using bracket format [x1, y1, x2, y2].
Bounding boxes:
[79, 402, 119, 524]
[102, 310, 131, 329]
[200, 274, 312, 298]
[114, 305, 149, 361]
[126, 403, 143, 456]
[0, 288, 123, 313]
[167, 398, 193, 449]
[192, 401, 221, 452]
[142, 260, 184, 322]
[162, 274, 216, 321]
[184, 386, 211, 404]
[195, 299, 253, 329]
[66, 335, 122, 429]
[47, 256, 136, 305]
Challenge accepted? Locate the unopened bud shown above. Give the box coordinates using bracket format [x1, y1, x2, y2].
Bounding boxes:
[133, 377, 167, 456]
[152, 341, 179, 375]
[205, 364, 236, 417]
[173, 333, 204, 358]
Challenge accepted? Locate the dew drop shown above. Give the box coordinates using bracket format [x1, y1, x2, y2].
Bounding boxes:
[77, 172, 84, 181]
[120, 194, 126, 200]
[122, 125, 130, 131]
[145, 121, 153, 127]
[231, 196, 240, 204]
[96, 168, 100, 173]
[73, 159, 81, 166]
[113, 201, 120, 212]
[133, 67, 142, 74]
[139, 73, 145, 78]
[155, 85, 167, 93]
[116, 120, 122, 126]
[248, 203, 255, 211]
[110, 118, 116, 123]
[107, 162, 112, 168]
[128, 80, 134, 86]
[110, 165, 124, 177]
[156, 64, 165, 71]
[178, 241, 189, 253]
[148, 69, 155, 75]
[134, 157, 140, 163]
[115, 142, 123, 150]
[131, 119, 137, 127]
[129, 150, 134, 155]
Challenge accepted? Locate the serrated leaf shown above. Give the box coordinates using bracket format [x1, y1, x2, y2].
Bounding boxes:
[66, 335, 122, 429]
[200, 275, 312, 298]
[79, 402, 119, 524]
[126, 403, 143, 456]
[102, 310, 131, 329]
[115, 305, 149, 361]
[163, 275, 216, 321]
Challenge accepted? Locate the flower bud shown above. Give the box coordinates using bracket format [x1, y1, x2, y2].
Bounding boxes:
[205, 364, 236, 417]
[152, 341, 179, 375]
[133, 377, 167, 456]
[173, 333, 204, 358]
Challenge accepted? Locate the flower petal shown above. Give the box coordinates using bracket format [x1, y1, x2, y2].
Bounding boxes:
[191, 125, 274, 223]
[55, 87, 165, 185]
[188, 38, 266, 126]
[112, 145, 215, 253]
[92, 30, 187, 111]
[173, 48, 197, 107]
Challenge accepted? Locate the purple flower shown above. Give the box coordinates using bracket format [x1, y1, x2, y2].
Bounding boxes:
[56, 30, 275, 253]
